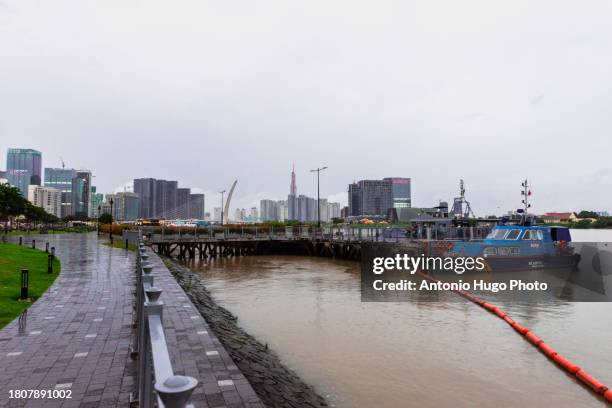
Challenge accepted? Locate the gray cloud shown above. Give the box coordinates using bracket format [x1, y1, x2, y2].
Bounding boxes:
[1, 0, 611, 215]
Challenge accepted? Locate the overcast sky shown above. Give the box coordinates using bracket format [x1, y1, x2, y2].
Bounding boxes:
[1, 0, 611, 215]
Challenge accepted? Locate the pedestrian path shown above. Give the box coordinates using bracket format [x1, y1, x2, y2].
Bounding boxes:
[0, 234, 136, 407]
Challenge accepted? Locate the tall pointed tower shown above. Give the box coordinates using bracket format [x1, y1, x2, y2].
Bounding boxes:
[290, 163, 297, 196]
[288, 164, 297, 220]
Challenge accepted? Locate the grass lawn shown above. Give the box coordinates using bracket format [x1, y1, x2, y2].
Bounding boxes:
[103, 239, 138, 252]
[0, 243, 61, 328]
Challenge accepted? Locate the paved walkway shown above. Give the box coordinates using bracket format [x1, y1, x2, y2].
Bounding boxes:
[140, 247, 263, 407]
[0, 234, 135, 407]
[0, 233, 263, 408]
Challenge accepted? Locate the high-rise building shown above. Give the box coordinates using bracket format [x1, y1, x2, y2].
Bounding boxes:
[6, 148, 42, 196]
[214, 207, 222, 222]
[176, 188, 191, 219]
[348, 179, 394, 216]
[28, 185, 61, 218]
[318, 198, 329, 222]
[189, 194, 205, 219]
[328, 202, 341, 219]
[384, 177, 411, 208]
[154, 179, 167, 218]
[348, 183, 362, 216]
[234, 208, 246, 222]
[260, 199, 278, 221]
[113, 192, 140, 221]
[277, 200, 288, 221]
[164, 181, 178, 219]
[45, 167, 77, 218]
[134, 178, 156, 219]
[288, 164, 298, 220]
[297, 195, 316, 222]
[90, 186, 104, 218]
[250, 207, 259, 222]
[71, 170, 92, 219]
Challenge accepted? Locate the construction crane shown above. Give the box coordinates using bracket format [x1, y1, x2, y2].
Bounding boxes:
[452, 179, 475, 219]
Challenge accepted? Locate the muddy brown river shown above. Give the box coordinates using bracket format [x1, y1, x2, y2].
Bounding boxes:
[181, 230, 611, 407]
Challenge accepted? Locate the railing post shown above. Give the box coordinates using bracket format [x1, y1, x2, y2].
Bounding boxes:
[156, 375, 198, 408]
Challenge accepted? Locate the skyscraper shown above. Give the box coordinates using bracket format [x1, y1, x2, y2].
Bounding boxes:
[28, 185, 61, 218]
[189, 194, 205, 219]
[6, 148, 42, 196]
[71, 170, 92, 219]
[164, 181, 178, 219]
[176, 188, 191, 219]
[288, 164, 298, 220]
[260, 199, 278, 221]
[45, 167, 77, 218]
[133, 178, 156, 219]
[348, 179, 393, 216]
[113, 192, 140, 221]
[384, 177, 411, 208]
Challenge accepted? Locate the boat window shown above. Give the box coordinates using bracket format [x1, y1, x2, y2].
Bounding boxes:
[506, 229, 521, 240]
[537, 230, 543, 240]
[484, 247, 497, 255]
[510, 247, 520, 255]
[523, 230, 532, 240]
[499, 247, 510, 256]
[487, 229, 508, 240]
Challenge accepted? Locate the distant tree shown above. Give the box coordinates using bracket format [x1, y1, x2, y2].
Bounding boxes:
[578, 210, 599, 219]
[0, 184, 25, 220]
[331, 217, 344, 224]
[573, 219, 593, 229]
[98, 213, 113, 224]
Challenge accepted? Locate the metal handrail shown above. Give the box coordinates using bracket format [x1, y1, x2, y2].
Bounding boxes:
[133, 241, 198, 408]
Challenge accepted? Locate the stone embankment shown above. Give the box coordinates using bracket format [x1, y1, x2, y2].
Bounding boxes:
[163, 259, 329, 408]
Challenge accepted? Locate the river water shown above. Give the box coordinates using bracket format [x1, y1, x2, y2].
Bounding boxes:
[182, 230, 612, 408]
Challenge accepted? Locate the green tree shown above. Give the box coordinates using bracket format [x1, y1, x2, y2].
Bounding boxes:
[578, 210, 599, 219]
[98, 213, 113, 224]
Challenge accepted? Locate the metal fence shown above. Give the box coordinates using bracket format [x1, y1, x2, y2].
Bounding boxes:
[133, 241, 198, 407]
[147, 225, 493, 244]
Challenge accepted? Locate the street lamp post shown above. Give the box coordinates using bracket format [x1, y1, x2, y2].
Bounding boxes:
[97, 205, 101, 236]
[310, 166, 328, 228]
[109, 198, 114, 244]
[220, 190, 226, 227]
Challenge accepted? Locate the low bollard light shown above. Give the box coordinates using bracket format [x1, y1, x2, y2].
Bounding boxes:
[47, 254, 53, 273]
[20, 269, 29, 300]
[31, 239, 35, 249]
[155, 375, 198, 408]
[125, 239, 129, 250]
[142, 263, 153, 274]
[51, 247, 55, 257]
[19, 237, 22, 246]
[45, 242, 49, 253]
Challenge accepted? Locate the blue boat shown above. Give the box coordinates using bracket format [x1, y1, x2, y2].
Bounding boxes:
[447, 225, 580, 271]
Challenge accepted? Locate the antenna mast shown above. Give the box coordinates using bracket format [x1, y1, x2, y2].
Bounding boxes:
[520, 179, 532, 224]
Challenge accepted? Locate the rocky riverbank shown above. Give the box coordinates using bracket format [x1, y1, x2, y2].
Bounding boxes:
[163, 258, 329, 408]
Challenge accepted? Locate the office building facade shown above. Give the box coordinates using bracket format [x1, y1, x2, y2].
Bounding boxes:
[71, 170, 92, 219]
[133, 178, 156, 219]
[189, 194, 205, 219]
[28, 185, 61, 218]
[44, 167, 77, 218]
[176, 188, 191, 219]
[260, 199, 279, 221]
[348, 177, 411, 217]
[6, 148, 42, 196]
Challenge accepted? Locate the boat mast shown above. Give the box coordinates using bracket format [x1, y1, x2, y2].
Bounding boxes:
[520, 179, 531, 224]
